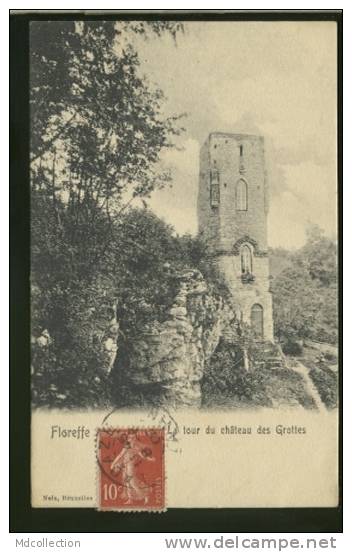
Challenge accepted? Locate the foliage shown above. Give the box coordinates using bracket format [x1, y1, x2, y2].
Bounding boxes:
[31, 188, 119, 408]
[111, 209, 208, 339]
[324, 352, 338, 363]
[201, 341, 316, 409]
[30, 21, 184, 408]
[270, 225, 338, 348]
[281, 341, 303, 356]
[108, 209, 211, 401]
[30, 21, 184, 187]
[309, 365, 338, 409]
[31, 193, 207, 407]
[30, 21, 338, 411]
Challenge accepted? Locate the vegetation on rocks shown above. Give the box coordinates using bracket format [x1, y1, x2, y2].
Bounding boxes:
[30, 21, 338, 410]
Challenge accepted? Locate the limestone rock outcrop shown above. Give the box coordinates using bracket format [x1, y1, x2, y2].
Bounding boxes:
[117, 269, 236, 407]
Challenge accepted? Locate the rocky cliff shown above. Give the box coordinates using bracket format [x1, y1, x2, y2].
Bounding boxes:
[113, 269, 236, 407]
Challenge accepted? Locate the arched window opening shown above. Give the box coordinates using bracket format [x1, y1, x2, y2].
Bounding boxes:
[251, 304, 264, 340]
[236, 179, 247, 211]
[241, 244, 252, 274]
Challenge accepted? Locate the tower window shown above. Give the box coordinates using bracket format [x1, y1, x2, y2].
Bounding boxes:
[240, 244, 252, 274]
[236, 179, 248, 211]
[210, 169, 220, 207]
[239, 144, 243, 157]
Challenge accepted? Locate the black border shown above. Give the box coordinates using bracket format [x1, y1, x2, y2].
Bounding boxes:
[10, 9, 343, 533]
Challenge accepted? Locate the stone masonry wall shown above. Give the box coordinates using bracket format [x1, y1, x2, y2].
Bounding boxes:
[197, 138, 220, 252]
[216, 254, 273, 341]
[197, 132, 273, 342]
[201, 133, 267, 251]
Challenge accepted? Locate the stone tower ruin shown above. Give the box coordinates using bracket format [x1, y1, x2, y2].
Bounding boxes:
[198, 132, 274, 342]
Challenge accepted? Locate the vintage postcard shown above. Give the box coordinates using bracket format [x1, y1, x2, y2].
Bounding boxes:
[29, 17, 339, 511]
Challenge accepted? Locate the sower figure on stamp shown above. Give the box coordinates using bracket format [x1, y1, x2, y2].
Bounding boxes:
[110, 433, 155, 505]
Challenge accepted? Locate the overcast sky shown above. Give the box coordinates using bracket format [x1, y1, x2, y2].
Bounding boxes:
[131, 21, 337, 249]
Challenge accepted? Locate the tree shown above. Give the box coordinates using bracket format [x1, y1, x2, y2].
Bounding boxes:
[31, 21, 185, 220]
[30, 21, 185, 407]
[271, 225, 338, 347]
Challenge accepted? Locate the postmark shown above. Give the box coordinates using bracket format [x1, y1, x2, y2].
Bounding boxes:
[97, 428, 165, 512]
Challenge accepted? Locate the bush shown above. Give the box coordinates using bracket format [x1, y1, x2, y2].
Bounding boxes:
[309, 365, 338, 409]
[201, 340, 316, 409]
[282, 341, 303, 356]
[31, 196, 209, 409]
[324, 352, 338, 364]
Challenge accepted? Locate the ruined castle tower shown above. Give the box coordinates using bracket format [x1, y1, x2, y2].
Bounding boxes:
[197, 132, 274, 341]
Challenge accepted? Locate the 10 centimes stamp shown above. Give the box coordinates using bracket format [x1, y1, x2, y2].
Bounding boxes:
[97, 428, 165, 512]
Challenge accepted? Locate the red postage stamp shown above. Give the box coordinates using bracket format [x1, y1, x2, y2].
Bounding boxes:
[97, 428, 165, 512]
